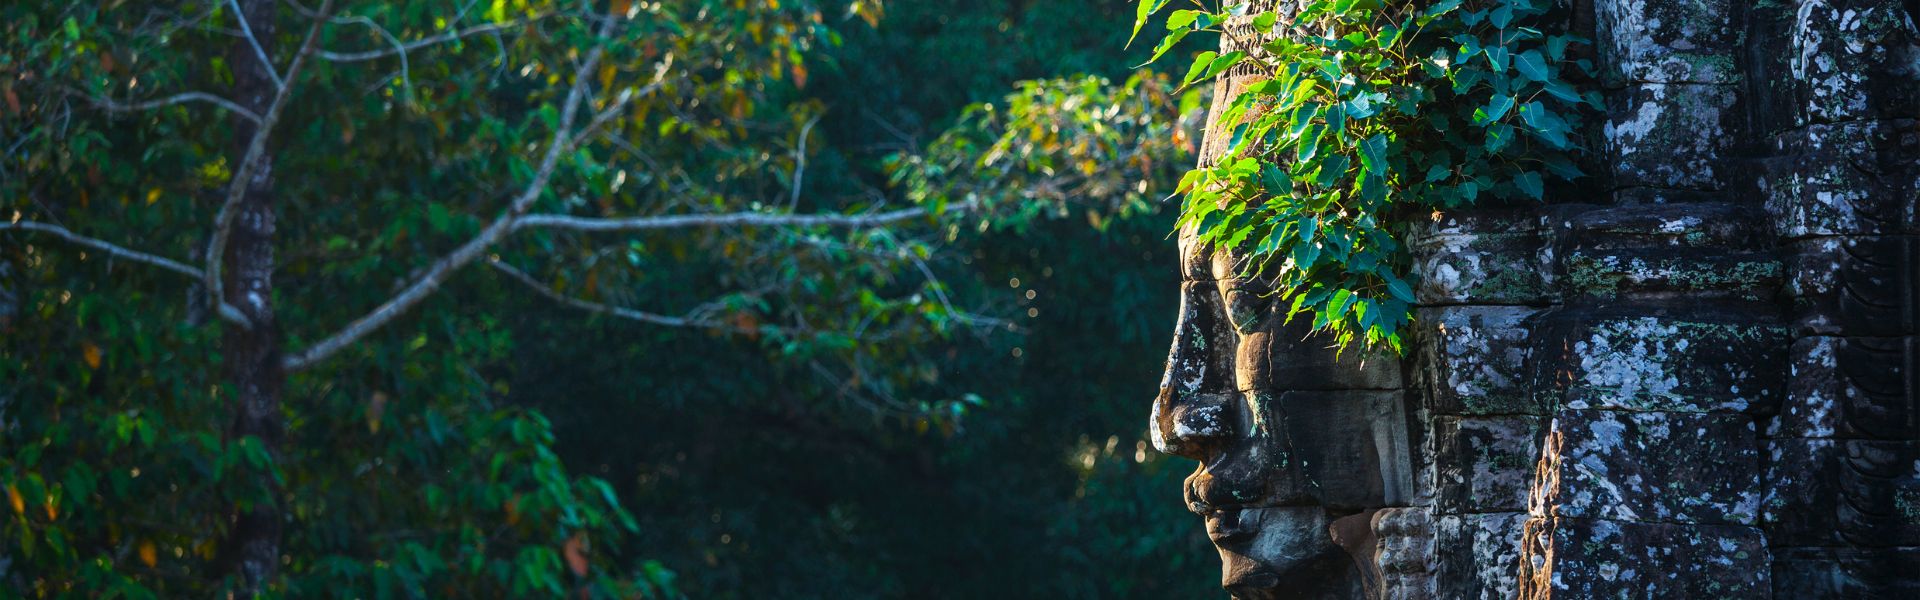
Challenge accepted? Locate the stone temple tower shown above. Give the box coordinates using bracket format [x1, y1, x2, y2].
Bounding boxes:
[1151, 0, 1920, 597]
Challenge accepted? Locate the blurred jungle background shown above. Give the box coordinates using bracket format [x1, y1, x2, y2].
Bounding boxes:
[1, 0, 1218, 597]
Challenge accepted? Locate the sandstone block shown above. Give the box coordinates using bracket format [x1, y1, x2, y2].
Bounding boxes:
[1532, 410, 1764, 525]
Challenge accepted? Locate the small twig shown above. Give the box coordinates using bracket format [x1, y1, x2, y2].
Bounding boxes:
[315, 19, 546, 62]
[490, 260, 718, 329]
[512, 199, 977, 233]
[329, 14, 413, 102]
[73, 89, 262, 123]
[226, 0, 286, 89]
[788, 114, 821, 210]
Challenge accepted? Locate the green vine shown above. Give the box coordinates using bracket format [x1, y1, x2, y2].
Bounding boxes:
[1134, 0, 1597, 352]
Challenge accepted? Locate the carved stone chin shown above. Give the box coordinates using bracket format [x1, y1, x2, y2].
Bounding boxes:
[1153, 0, 1920, 597]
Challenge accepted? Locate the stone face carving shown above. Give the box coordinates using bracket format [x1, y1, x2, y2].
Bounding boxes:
[1152, 0, 1920, 597]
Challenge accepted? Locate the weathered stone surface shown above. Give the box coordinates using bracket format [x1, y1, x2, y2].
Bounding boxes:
[1763, 120, 1920, 237]
[1406, 210, 1553, 305]
[1763, 439, 1920, 547]
[1563, 248, 1783, 300]
[1413, 306, 1541, 415]
[1772, 546, 1920, 599]
[1772, 336, 1920, 439]
[1373, 508, 1437, 600]
[1518, 516, 1771, 600]
[1237, 316, 1403, 392]
[1787, 236, 1920, 337]
[1270, 391, 1416, 508]
[1434, 512, 1528, 600]
[1433, 416, 1546, 514]
[1562, 202, 1773, 250]
[1604, 83, 1740, 190]
[1532, 410, 1765, 525]
[1595, 0, 1741, 84]
[1763, 0, 1920, 126]
[1528, 308, 1789, 414]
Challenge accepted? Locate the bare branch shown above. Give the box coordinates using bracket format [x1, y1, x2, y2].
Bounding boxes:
[226, 0, 286, 90]
[2, 220, 253, 327]
[512, 200, 977, 234]
[282, 31, 609, 371]
[204, 0, 335, 325]
[489, 260, 722, 329]
[788, 114, 821, 210]
[316, 19, 544, 62]
[328, 14, 412, 100]
[75, 89, 262, 123]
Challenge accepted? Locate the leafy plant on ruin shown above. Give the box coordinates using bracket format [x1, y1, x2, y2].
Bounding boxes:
[1134, 0, 1598, 352]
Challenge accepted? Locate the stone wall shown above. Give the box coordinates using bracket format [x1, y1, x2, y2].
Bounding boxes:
[1159, 0, 1920, 597]
[1416, 1, 1920, 598]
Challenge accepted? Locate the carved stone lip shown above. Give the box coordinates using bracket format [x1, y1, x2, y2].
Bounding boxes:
[1205, 508, 1257, 543]
[1222, 571, 1282, 599]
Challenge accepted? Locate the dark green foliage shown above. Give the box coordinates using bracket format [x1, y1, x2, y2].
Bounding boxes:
[1138, 0, 1597, 351]
[1, 0, 1214, 596]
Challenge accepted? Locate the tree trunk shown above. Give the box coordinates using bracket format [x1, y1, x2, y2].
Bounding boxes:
[221, 0, 285, 592]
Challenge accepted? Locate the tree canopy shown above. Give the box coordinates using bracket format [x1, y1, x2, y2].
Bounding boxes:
[1, 0, 1213, 596]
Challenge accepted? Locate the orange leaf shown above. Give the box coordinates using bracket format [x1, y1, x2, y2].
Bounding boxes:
[83, 342, 102, 369]
[505, 494, 521, 525]
[5, 485, 21, 515]
[563, 532, 589, 576]
[790, 62, 808, 89]
[138, 540, 158, 568]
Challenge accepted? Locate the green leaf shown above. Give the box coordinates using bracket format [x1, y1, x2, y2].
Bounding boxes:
[1515, 171, 1544, 200]
[1514, 50, 1549, 82]
[1385, 278, 1416, 303]
[1252, 11, 1277, 31]
[1129, 0, 1171, 48]
[1475, 95, 1515, 125]
[1166, 9, 1201, 31]
[1359, 134, 1388, 176]
[1180, 51, 1218, 88]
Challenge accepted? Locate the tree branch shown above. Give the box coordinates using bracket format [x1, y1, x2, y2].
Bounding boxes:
[2, 220, 252, 327]
[316, 20, 536, 62]
[281, 31, 607, 371]
[74, 89, 263, 123]
[204, 0, 334, 327]
[511, 199, 976, 234]
[226, 0, 286, 90]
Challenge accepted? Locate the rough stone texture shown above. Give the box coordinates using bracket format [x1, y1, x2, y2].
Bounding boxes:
[1771, 335, 1920, 439]
[1786, 236, 1920, 337]
[1603, 83, 1740, 190]
[1406, 211, 1554, 305]
[1517, 516, 1772, 599]
[1762, 121, 1920, 238]
[1772, 546, 1920, 599]
[1764, 439, 1920, 547]
[1371, 508, 1437, 600]
[1433, 416, 1546, 514]
[1412, 306, 1541, 415]
[1433, 512, 1528, 600]
[1533, 410, 1765, 525]
[1528, 307, 1789, 414]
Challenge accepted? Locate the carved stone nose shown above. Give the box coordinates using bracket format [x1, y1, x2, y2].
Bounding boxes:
[1153, 389, 1236, 459]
